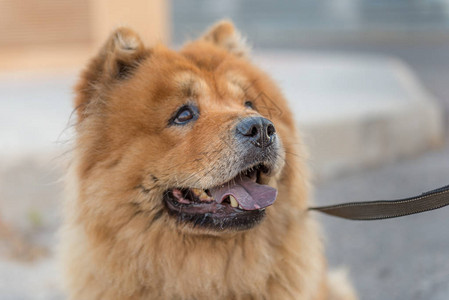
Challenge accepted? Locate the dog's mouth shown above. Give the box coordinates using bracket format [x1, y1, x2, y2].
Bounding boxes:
[163, 163, 276, 231]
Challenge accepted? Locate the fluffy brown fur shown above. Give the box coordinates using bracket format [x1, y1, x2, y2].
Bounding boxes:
[60, 21, 357, 300]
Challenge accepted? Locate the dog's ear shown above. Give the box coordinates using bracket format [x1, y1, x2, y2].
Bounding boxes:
[100, 27, 147, 80]
[200, 20, 250, 57]
[75, 27, 148, 120]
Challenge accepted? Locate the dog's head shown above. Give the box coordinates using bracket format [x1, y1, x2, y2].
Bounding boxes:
[73, 21, 303, 235]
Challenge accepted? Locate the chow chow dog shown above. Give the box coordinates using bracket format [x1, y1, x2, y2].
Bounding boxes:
[60, 20, 356, 300]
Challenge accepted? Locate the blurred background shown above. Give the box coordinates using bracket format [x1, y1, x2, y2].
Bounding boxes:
[1, 0, 448, 299]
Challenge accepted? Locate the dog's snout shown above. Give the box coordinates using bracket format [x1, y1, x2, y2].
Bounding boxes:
[236, 117, 276, 148]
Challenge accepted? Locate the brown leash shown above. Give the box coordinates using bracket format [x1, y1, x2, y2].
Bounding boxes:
[309, 185, 449, 220]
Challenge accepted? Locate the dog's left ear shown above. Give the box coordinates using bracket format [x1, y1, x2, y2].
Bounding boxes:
[201, 20, 250, 57]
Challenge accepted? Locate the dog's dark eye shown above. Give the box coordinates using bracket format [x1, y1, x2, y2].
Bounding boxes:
[176, 109, 193, 123]
[244, 101, 254, 109]
[170, 105, 198, 126]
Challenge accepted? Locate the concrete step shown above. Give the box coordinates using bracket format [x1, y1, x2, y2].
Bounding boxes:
[254, 51, 445, 180]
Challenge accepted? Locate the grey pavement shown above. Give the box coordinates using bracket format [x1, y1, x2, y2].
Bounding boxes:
[316, 139, 449, 300]
[0, 257, 62, 300]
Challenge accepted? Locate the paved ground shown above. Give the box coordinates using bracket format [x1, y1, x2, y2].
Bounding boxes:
[316, 139, 449, 300]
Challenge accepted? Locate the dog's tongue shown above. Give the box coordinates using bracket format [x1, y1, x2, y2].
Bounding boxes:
[210, 176, 277, 210]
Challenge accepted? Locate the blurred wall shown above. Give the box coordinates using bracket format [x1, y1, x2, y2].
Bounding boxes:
[0, 0, 92, 46]
[0, 0, 170, 71]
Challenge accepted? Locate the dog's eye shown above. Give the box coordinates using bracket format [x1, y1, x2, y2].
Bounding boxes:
[175, 108, 193, 124]
[244, 101, 254, 109]
[171, 105, 197, 125]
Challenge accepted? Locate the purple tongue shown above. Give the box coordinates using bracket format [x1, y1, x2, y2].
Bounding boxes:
[210, 176, 277, 210]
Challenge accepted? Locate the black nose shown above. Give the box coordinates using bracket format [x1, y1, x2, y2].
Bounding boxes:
[235, 117, 276, 148]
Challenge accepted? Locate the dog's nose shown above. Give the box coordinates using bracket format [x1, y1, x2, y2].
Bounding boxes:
[235, 116, 276, 148]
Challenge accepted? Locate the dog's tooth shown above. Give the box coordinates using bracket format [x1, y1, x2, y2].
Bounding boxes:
[229, 195, 238, 208]
[191, 188, 203, 196]
[199, 190, 212, 201]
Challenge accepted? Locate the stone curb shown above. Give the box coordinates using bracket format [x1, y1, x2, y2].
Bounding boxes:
[254, 52, 445, 180]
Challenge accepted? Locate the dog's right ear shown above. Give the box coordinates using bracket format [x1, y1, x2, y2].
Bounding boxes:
[75, 27, 148, 120]
[200, 20, 250, 57]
